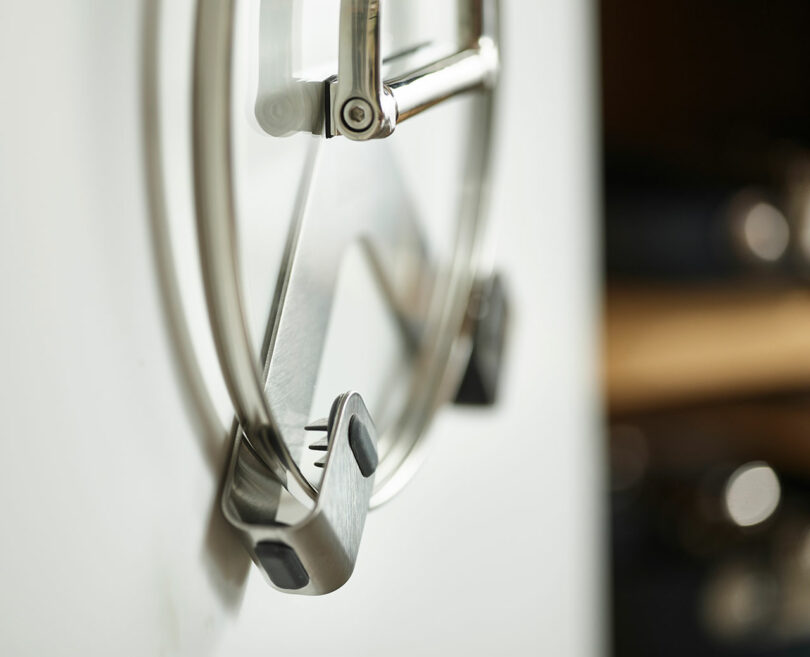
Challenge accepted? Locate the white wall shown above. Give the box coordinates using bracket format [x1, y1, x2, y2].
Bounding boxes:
[0, 2, 601, 655]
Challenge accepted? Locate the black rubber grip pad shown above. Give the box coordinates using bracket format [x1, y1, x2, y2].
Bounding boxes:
[349, 415, 378, 478]
[255, 541, 309, 590]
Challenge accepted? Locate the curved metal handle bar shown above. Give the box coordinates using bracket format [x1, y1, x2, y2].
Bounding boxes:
[329, 0, 499, 140]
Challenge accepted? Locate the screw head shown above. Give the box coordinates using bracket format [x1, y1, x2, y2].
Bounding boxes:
[341, 98, 373, 132]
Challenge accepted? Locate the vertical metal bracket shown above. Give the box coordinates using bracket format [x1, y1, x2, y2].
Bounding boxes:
[328, 0, 498, 140]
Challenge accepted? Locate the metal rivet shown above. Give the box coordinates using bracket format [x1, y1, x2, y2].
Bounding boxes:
[341, 98, 373, 132]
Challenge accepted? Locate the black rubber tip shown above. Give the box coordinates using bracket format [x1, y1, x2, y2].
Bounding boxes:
[349, 415, 378, 478]
[255, 541, 309, 590]
[454, 274, 508, 406]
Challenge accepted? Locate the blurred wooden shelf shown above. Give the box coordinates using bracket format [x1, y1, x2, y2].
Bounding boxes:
[604, 283, 810, 414]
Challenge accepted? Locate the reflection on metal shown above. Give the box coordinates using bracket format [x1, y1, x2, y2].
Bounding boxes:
[190, 0, 500, 593]
[328, 0, 498, 140]
[254, 0, 323, 137]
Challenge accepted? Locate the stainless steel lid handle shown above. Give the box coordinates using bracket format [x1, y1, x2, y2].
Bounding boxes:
[328, 0, 499, 140]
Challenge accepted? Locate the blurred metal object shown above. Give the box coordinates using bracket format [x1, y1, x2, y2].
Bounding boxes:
[253, 0, 324, 137]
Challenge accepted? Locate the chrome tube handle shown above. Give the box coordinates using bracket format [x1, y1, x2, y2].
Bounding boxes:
[331, 0, 397, 139]
[328, 0, 499, 140]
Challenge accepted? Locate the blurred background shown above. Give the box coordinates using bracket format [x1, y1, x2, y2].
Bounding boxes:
[601, 1, 810, 655]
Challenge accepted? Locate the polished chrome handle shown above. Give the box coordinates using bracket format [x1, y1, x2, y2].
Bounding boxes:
[328, 0, 499, 140]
